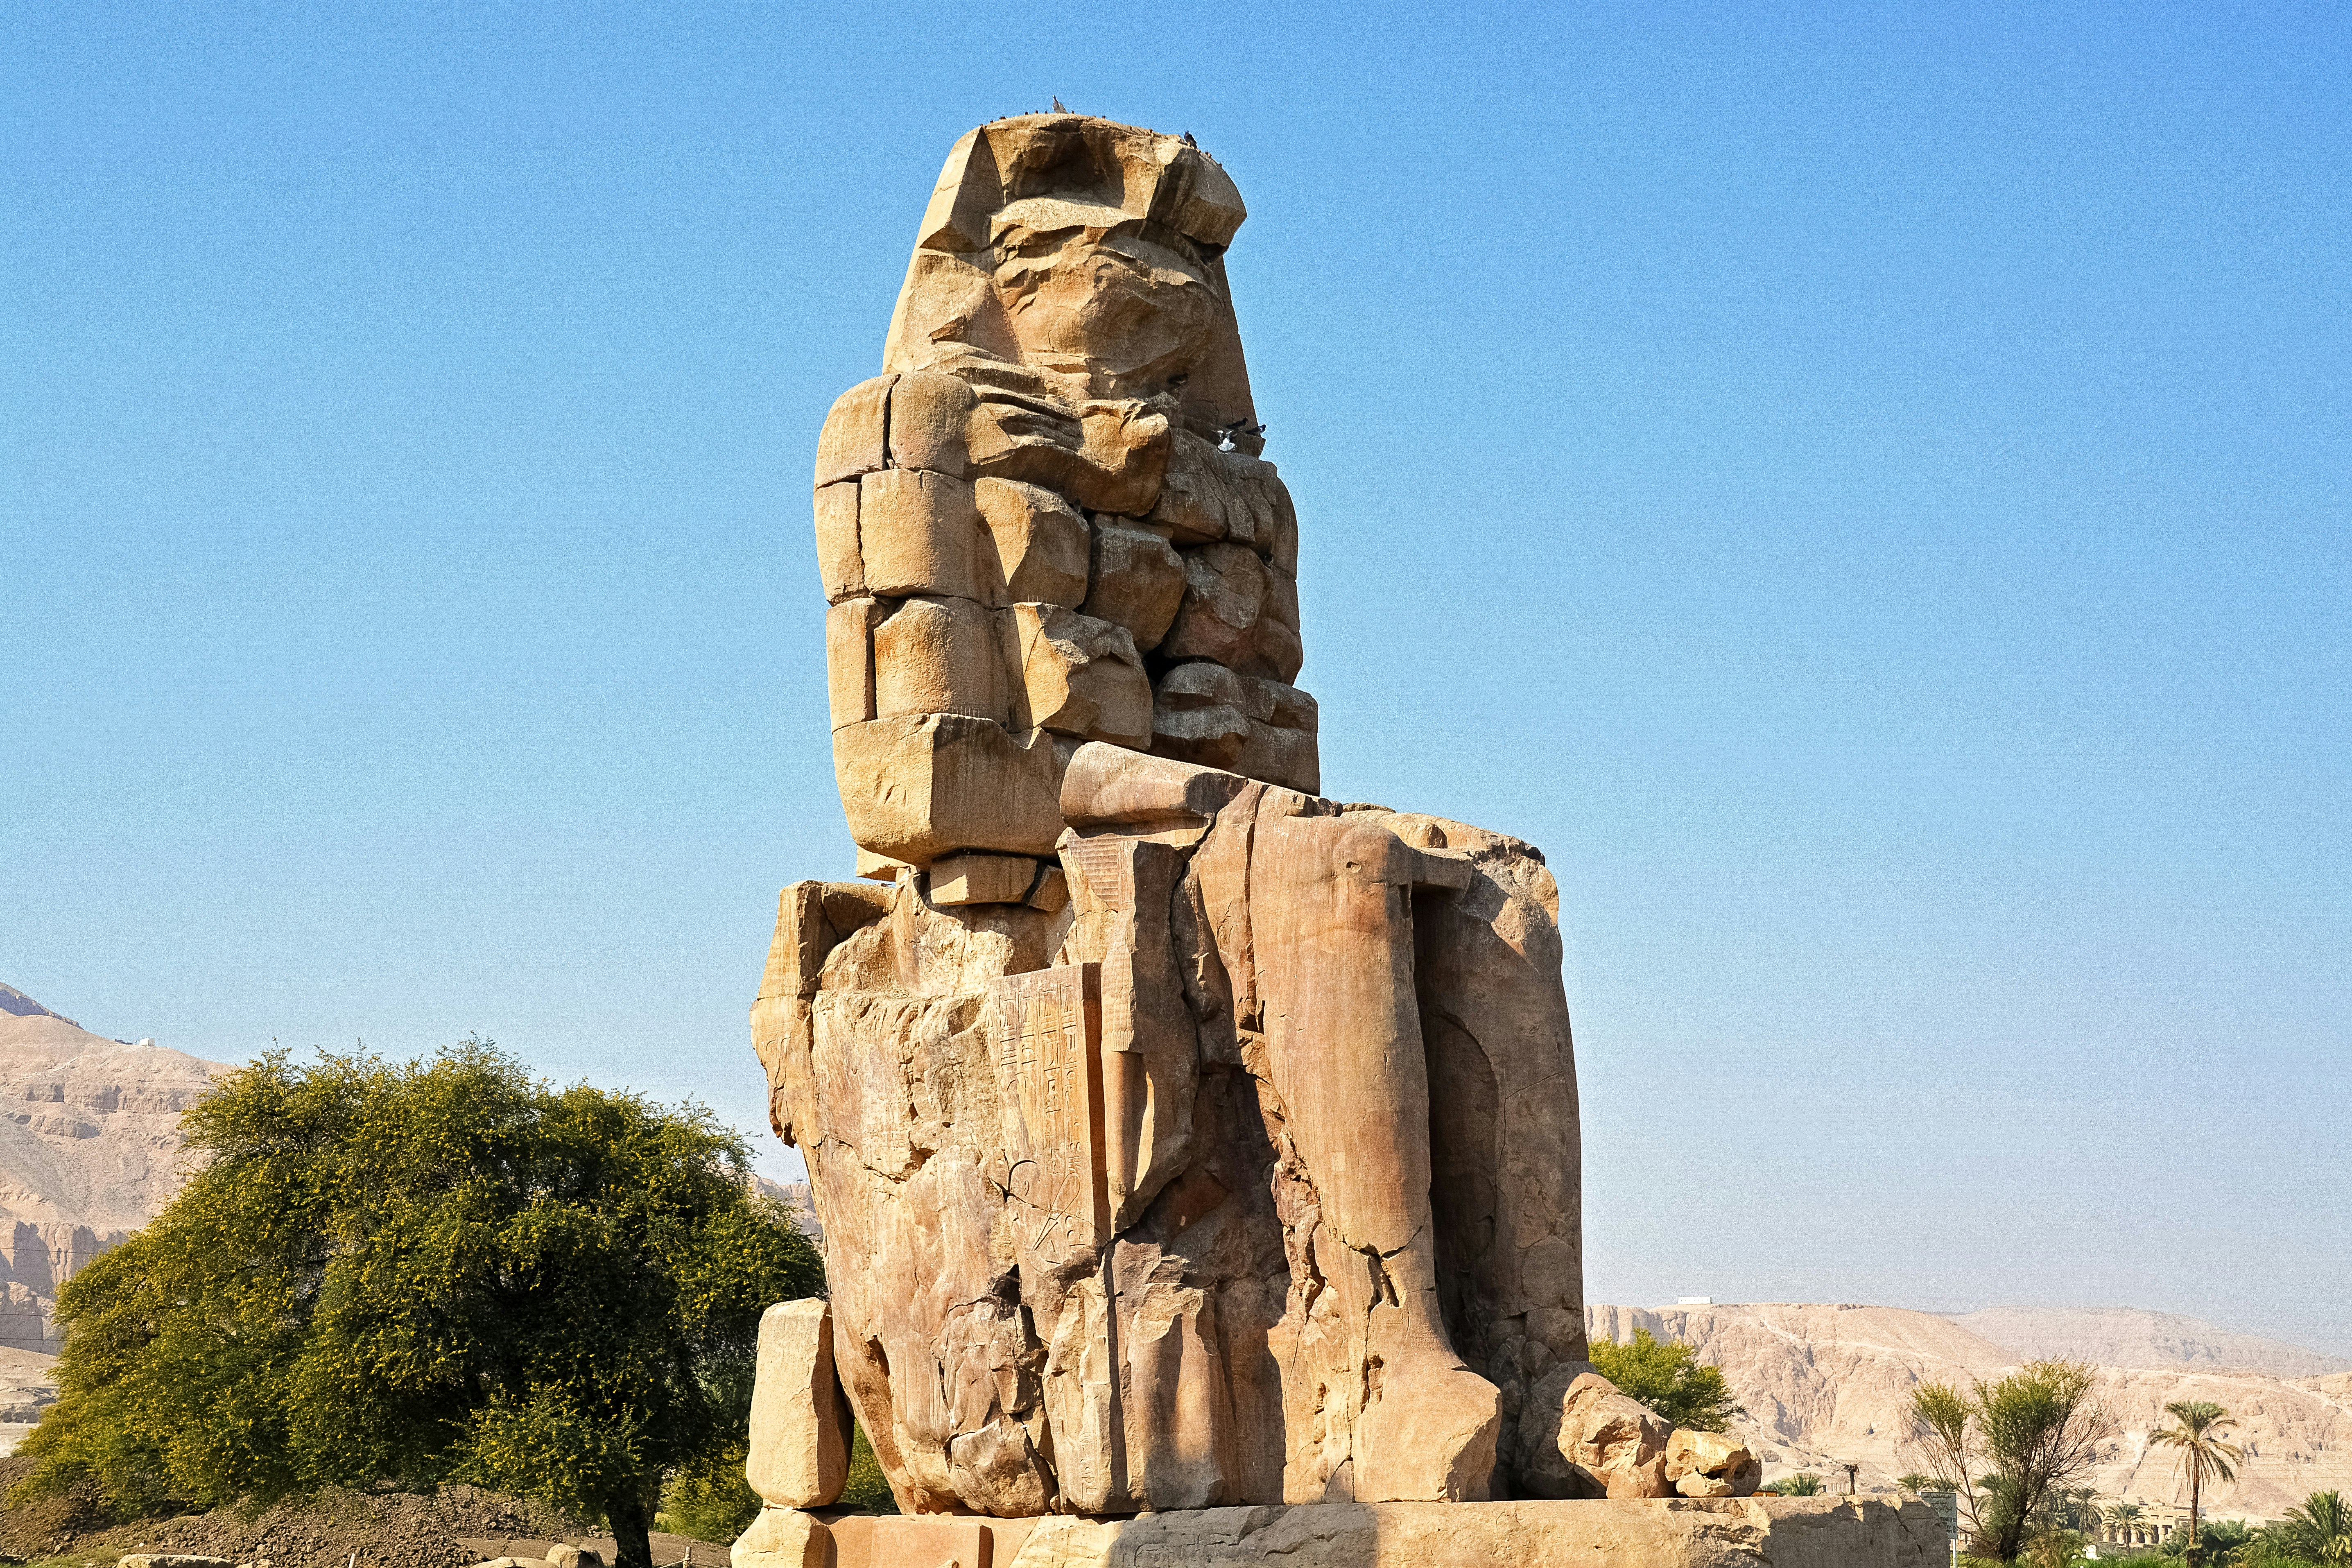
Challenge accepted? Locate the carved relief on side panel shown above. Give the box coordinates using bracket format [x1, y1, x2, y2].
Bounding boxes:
[989, 963, 1108, 1267]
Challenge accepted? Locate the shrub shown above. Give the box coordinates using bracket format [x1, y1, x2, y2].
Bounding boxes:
[1589, 1328, 1745, 1432]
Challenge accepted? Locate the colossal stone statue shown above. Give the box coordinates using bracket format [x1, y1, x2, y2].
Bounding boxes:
[753, 114, 1586, 1517]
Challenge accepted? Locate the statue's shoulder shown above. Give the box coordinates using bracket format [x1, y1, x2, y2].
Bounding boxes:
[814, 364, 986, 486]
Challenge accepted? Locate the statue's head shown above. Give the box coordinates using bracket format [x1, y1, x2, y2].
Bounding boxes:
[885, 116, 1259, 444]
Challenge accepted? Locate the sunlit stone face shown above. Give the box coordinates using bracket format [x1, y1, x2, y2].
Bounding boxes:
[990, 223, 1219, 396]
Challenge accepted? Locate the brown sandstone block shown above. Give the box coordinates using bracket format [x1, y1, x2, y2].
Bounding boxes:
[929, 852, 1039, 906]
[1146, 429, 1237, 545]
[1161, 541, 1270, 668]
[1151, 661, 1251, 772]
[832, 713, 1064, 864]
[965, 397, 1171, 517]
[1154, 146, 1248, 248]
[976, 477, 1089, 607]
[872, 595, 1004, 725]
[858, 468, 982, 602]
[1234, 719, 1320, 795]
[854, 846, 907, 882]
[813, 480, 864, 603]
[1255, 562, 1305, 682]
[1667, 1428, 1762, 1497]
[1256, 465, 1300, 573]
[1081, 519, 1186, 652]
[814, 375, 894, 487]
[1059, 739, 1255, 828]
[911, 127, 997, 254]
[758, 883, 828, 1003]
[1520, 1369, 1674, 1499]
[868, 1517, 990, 1568]
[1003, 602, 1151, 749]
[746, 1299, 852, 1507]
[886, 369, 978, 477]
[731, 1505, 827, 1568]
[824, 597, 884, 730]
[1026, 864, 1070, 913]
[1240, 676, 1318, 732]
[997, 1498, 1947, 1568]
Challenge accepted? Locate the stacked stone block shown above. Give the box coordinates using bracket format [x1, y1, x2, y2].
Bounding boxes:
[815, 367, 1319, 901]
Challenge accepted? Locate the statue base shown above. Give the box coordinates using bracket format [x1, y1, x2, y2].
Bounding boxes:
[738, 1496, 1948, 1568]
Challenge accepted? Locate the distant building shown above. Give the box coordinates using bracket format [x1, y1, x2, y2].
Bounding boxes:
[2089, 1501, 2194, 1549]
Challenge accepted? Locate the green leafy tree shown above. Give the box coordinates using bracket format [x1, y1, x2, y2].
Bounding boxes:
[1905, 1361, 2116, 1562]
[2149, 1401, 2243, 1561]
[1900, 1473, 1947, 1493]
[14, 1042, 822, 1568]
[1588, 1328, 1746, 1432]
[658, 1439, 762, 1544]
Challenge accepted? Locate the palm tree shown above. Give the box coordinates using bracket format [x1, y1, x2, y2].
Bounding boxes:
[2189, 1518, 2253, 1566]
[2107, 1499, 2147, 1545]
[2148, 1401, 2243, 1559]
[2269, 1491, 2352, 1568]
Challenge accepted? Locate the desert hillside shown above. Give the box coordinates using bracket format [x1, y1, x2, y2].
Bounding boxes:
[1949, 1306, 2350, 1378]
[0, 984, 230, 1353]
[1588, 1303, 2352, 1518]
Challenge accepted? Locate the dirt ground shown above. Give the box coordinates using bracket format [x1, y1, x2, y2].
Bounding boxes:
[0, 1459, 730, 1567]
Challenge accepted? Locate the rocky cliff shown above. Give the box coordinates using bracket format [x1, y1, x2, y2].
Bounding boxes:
[1588, 1303, 2352, 1519]
[0, 984, 230, 1353]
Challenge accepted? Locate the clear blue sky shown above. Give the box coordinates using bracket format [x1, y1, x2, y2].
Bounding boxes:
[5, 5, 2346, 1354]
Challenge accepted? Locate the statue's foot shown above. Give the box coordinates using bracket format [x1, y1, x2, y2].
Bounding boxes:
[1351, 1359, 1502, 1502]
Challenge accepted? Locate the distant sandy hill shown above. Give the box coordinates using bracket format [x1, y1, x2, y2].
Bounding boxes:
[1948, 1306, 2351, 1378]
[0, 984, 231, 1353]
[1588, 1302, 2352, 1518]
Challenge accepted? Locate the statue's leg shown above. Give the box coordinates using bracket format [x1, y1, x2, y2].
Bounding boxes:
[1253, 814, 1501, 1502]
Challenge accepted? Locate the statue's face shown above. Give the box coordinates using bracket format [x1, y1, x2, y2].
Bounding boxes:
[991, 224, 1220, 395]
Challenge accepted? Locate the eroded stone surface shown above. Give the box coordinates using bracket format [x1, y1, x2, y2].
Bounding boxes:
[769, 1500, 1936, 1568]
[764, 117, 1583, 1521]
[731, 1505, 826, 1568]
[995, 1498, 1943, 1568]
[746, 1299, 852, 1508]
[1668, 1428, 1763, 1498]
[760, 763, 1579, 1513]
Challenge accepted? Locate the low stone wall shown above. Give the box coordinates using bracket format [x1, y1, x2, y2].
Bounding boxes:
[749, 1496, 1946, 1568]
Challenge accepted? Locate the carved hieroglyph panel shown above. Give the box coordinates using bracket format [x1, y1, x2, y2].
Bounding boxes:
[991, 964, 1108, 1265]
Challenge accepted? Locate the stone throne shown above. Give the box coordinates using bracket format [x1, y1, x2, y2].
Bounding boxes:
[752, 113, 1589, 1519]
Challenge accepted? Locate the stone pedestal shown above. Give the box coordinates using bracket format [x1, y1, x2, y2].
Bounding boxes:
[738, 1498, 1945, 1568]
